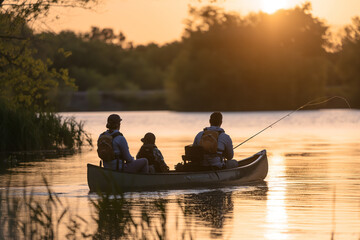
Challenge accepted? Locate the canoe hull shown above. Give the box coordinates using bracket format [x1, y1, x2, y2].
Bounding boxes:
[87, 150, 268, 192]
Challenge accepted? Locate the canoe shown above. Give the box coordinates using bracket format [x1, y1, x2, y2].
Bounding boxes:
[87, 149, 268, 192]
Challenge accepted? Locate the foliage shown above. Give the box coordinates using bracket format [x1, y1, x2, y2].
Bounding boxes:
[0, 1, 96, 154]
[0, 0, 96, 23]
[334, 17, 360, 106]
[82, 26, 127, 46]
[0, 13, 76, 111]
[0, 14, 91, 153]
[2, 1, 360, 111]
[32, 29, 182, 93]
[166, 4, 330, 111]
[0, 0, 98, 110]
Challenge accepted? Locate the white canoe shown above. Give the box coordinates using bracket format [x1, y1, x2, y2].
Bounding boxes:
[87, 150, 268, 192]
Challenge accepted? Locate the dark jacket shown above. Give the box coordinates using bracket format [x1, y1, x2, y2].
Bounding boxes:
[136, 144, 169, 172]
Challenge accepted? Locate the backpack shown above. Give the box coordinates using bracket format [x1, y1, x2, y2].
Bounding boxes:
[97, 132, 122, 162]
[199, 130, 221, 154]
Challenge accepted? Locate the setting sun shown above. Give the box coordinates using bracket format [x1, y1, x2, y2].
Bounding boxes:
[261, 0, 288, 14]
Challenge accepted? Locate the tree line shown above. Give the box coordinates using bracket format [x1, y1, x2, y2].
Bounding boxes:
[2, 2, 360, 112]
[0, 1, 93, 154]
[168, 4, 360, 110]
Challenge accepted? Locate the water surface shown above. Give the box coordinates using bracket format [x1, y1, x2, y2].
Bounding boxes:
[1, 110, 359, 239]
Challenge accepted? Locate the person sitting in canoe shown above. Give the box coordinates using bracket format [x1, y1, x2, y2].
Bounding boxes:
[97, 114, 149, 173]
[192, 112, 236, 170]
[136, 132, 169, 173]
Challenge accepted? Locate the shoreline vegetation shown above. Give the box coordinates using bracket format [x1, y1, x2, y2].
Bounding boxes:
[0, 101, 92, 166]
[0, 2, 94, 160]
[56, 90, 354, 112]
[22, 3, 360, 111]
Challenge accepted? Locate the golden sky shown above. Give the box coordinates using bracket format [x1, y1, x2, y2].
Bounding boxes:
[45, 0, 360, 45]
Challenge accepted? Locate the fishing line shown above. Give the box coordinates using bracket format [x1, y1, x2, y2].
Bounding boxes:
[233, 96, 351, 150]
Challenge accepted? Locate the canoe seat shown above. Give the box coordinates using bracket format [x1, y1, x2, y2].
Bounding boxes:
[182, 144, 204, 164]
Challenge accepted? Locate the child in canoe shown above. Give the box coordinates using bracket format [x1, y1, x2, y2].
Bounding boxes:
[136, 132, 169, 173]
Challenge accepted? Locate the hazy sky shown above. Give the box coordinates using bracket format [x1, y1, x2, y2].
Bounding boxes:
[44, 0, 360, 45]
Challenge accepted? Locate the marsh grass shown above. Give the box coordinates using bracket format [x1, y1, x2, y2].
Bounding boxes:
[0, 178, 194, 240]
[0, 102, 92, 164]
[0, 177, 83, 240]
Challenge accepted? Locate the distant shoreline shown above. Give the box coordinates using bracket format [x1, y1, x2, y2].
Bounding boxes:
[56, 90, 356, 112]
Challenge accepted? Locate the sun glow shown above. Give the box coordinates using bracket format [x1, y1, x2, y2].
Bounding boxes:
[261, 0, 288, 14]
[271, 155, 285, 164]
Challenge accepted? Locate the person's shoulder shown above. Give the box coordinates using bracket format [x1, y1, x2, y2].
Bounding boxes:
[153, 146, 161, 153]
[110, 130, 122, 137]
[196, 130, 204, 136]
[194, 131, 204, 143]
[112, 131, 125, 142]
[98, 130, 109, 138]
[116, 135, 126, 142]
[219, 130, 232, 140]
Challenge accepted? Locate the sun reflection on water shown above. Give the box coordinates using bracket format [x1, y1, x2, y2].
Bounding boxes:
[265, 154, 288, 240]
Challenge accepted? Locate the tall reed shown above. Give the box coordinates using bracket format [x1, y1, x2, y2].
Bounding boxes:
[0, 178, 193, 239]
[0, 101, 92, 154]
[0, 177, 76, 239]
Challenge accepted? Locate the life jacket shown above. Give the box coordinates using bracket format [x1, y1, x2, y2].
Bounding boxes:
[137, 144, 169, 172]
[199, 129, 223, 154]
[137, 144, 156, 165]
[97, 131, 122, 162]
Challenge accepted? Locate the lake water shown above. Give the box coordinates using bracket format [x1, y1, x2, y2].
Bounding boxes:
[1, 110, 360, 239]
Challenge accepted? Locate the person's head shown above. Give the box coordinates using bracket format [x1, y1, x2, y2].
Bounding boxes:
[106, 114, 122, 130]
[141, 132, 156, 144]
[209, 112, 222, 127]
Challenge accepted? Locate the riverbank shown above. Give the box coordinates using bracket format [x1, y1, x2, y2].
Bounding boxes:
[53, 90, 355, 112]
[0, 104, 92, 169]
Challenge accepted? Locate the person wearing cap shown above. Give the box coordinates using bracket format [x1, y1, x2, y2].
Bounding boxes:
[99, 114, 149, 173]
[192, 112, 234, 170]
[136, 132, 169, 173]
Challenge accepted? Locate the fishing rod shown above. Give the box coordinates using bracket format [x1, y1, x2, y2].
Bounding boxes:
[233, 96, 351, 150]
